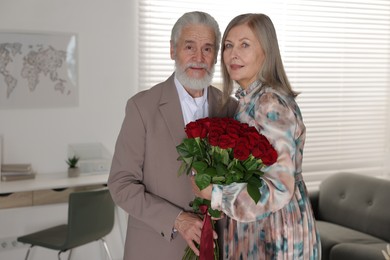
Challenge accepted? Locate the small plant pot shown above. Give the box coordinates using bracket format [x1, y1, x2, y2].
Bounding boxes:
[68, 167, 80, 177]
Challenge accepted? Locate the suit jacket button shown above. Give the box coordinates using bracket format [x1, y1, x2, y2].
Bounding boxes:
[161, 232, 165, 237]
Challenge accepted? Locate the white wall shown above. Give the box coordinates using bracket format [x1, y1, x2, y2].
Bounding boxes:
[0, 1, 137, 259]
[0, 0, 138, 173]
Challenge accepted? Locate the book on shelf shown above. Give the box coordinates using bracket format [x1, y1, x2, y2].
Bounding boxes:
[1, 163, 32, 173]
[1, 172, 36, 181]
[1, 163, 35, 181]
[1, 170, 34, 176]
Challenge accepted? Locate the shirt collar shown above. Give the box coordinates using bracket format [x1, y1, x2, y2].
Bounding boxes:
[235, 80, 262, 99]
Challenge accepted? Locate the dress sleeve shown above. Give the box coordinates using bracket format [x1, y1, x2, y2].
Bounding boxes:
[211, 91, 298, 222]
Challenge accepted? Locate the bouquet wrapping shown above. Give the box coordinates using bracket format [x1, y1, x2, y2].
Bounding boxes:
[177, 117, 278, 259]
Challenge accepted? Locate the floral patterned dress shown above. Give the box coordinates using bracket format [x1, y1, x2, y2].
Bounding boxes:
[211, 81, 321, 259]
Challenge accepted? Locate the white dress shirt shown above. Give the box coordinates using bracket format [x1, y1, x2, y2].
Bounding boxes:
[174, 76, 209, 125]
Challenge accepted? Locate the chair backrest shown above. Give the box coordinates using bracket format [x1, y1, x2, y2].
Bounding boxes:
[318, 173, 390, 242]
[64, 188, 115, 249]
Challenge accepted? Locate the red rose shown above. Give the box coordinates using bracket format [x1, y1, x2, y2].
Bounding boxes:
[233, 144, 250, 160]
[235, 137, 251, 150]
[226, 124, 241, 136]
[252, 142, 267, 158]
[218, 134, 236, 149]
[228, 132, 240, 143]
[217, 118, 230, 130]
[230, 118, 241, 126]
[261, 147, 278, 165]
[252, 135, 278, 165]
[246, 126, 258, 132]
[239, 122, 250, 132]
[185, 121, 207, 138]
[246, 131, 261, 149]
[196, 117, 211, 131]
[209, 125, 225, 135]
[208, 131, 220, 146]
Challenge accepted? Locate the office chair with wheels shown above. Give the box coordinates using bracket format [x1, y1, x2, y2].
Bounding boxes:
[17, 188, 115, 260]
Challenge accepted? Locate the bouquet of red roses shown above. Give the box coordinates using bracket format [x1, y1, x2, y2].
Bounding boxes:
[176, 117, 278, 259]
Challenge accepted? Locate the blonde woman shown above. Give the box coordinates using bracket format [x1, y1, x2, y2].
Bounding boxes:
[193, 13, 321, 259]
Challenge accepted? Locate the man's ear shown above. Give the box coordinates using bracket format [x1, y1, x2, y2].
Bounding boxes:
[170, 40, 175, 60]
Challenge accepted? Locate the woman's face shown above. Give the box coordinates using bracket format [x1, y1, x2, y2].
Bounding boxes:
[223, 24, 265, 89]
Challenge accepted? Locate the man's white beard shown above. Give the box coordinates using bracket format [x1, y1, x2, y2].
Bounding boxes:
[175, 61, 215, 90]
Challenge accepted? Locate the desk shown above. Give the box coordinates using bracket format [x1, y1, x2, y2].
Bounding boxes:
[0, 172, 108, 193]
[0, 172, 109, 209]
[0, 171, 125, 259]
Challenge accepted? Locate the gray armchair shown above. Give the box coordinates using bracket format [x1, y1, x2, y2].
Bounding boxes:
[310, 173, 390, 260]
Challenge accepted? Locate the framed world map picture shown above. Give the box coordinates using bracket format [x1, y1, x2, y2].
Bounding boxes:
[0, 32, 78, 109]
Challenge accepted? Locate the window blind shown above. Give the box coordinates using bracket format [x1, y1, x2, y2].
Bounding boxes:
[138, 0, 390, 189]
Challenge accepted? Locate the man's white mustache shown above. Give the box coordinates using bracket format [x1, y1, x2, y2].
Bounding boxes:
[185, 63, 211, 74]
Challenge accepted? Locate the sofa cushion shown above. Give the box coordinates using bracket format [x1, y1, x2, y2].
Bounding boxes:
[330, 243, 387, 260]
[317, 221, 385, 260]
[318, 173, 390, 242]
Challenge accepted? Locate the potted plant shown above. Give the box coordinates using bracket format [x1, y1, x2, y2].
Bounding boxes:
[66, 155, 80, 176]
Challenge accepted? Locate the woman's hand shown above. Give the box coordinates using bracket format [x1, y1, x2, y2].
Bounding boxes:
[190, 176, 212, 200]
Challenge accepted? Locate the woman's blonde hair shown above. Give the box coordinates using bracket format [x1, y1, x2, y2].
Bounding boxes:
[221, 13, 298, 104]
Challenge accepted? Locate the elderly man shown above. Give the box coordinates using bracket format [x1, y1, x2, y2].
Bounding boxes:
[108, 11, 238, 259]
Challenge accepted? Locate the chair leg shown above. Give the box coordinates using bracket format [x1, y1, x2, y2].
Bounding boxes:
[24, 245, 34, 260]
[101, 238, 113, 260]
[57, 249, 71, 260]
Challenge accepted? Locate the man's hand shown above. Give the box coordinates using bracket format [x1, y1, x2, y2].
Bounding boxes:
[174, 211, 217, 256]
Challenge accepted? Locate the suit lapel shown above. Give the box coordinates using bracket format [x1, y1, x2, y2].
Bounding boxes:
[159, 74, 186, 146]
[159, 76, 228, 146]
[208, 86, 222, 117]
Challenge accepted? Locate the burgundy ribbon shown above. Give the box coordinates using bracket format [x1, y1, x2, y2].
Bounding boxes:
[199, 205, 214, 260]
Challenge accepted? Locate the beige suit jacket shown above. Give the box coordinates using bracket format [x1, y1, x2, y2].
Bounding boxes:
[108, 74, 238, 259]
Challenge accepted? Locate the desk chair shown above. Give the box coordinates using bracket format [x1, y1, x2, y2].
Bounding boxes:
[17, 188, 115, 260]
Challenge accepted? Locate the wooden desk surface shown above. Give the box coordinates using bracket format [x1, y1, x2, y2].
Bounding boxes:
[0, 171, 109, 194]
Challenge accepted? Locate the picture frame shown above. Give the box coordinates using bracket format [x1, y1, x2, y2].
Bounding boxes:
[0, 31, 78, 109]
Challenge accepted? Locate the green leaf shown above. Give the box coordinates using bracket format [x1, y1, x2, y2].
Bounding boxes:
[243, 170, 254, 181]
[182, 156, 193, 165]
[248, 175, 263, 187]
[216, 163, 227, 176]
[247, 182, 261, 204]
[191, 197, 204, 212]
[192, 161, 208, 174]
[252, 169, 264, 177]
[177, 162, 189, 176]
[198, 139, 209, 160]
[208, 208, 222, 218]
[220, 149, 230, 165]
[205, 167, 217, 177]
[195, 173, 211, 190]
[233, 161, 245, 172]
[229, 166, 243, 178]
[212, 149, 223, 165]
[243, 158, 260, 171]
[246, 176, 263, 204]
[225, 175, 235, 185]
[232, 170, 244, 182]
[183, 138, 202, 157]
[244, 169, 264, 181]
[176, 143, 190, 157]
[211, 176, 226, 184]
